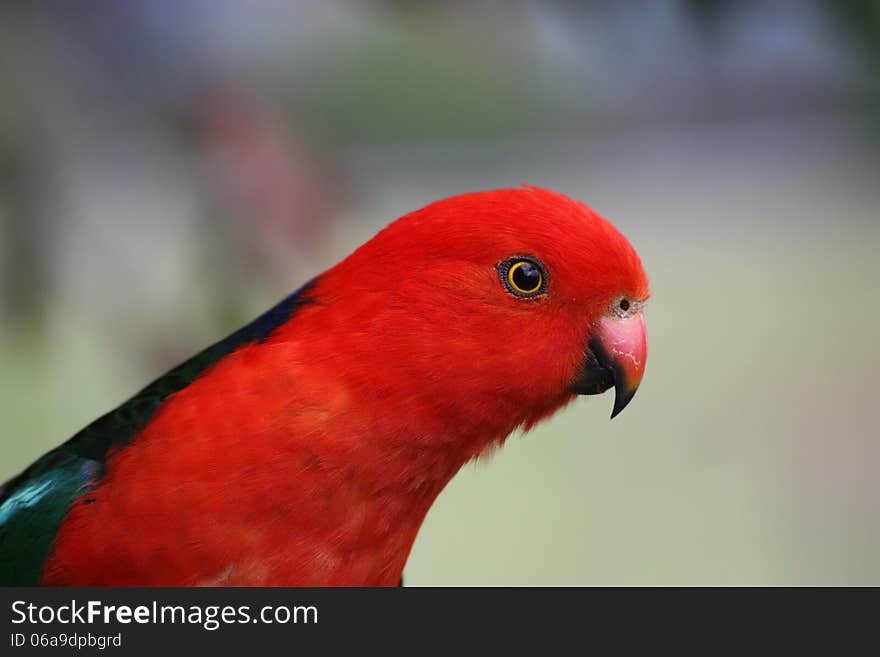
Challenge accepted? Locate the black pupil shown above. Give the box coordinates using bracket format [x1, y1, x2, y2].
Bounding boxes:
[514, 263, 540, 291]
[620, 299, 630, 311]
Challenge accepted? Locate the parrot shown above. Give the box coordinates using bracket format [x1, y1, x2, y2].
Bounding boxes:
[0, 187, 648, 586]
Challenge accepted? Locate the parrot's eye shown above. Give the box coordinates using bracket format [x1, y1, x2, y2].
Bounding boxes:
[612, 296, 641, 318]
[497, 257, 547, 298]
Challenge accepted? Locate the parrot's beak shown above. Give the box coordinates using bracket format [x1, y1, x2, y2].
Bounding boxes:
[570, 312, 647, 419]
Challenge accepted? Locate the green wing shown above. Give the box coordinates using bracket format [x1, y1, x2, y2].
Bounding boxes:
[0, 283, 314, 584]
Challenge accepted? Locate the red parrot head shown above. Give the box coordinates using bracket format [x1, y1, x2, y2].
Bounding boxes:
[316, 186, 649, 446]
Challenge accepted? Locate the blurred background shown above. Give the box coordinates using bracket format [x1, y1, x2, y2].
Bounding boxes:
[1, 0, 878, 585]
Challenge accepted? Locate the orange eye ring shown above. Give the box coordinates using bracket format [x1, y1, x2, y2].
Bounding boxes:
[498, 257, 547, 298]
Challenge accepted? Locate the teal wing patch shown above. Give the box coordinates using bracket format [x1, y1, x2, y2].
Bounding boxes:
[0, 455, 101, 585]
[0, 283, 314, 585]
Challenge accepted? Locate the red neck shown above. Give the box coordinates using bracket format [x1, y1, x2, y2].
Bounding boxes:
[44, 330, 523, 586]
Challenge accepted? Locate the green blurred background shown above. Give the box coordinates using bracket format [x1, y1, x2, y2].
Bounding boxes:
[1, 1, 879, 585]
